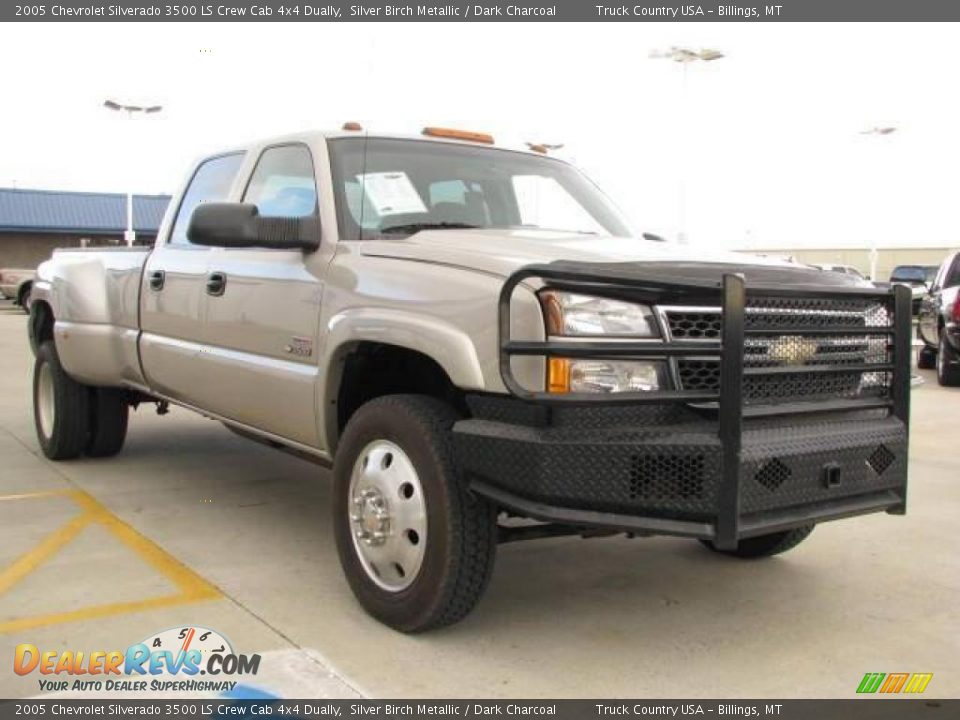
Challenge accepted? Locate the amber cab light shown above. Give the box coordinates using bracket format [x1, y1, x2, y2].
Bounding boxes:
[422, 127, 494, 145]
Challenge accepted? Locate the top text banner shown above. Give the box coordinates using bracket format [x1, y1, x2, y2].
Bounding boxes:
[6, 0, 960, 22]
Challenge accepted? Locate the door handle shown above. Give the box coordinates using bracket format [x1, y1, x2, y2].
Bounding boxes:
[206, 271, 227, 297]
[148, 270, 165, 291]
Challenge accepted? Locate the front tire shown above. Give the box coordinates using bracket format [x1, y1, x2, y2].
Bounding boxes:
[700, 524, 815, 559]
[917, 345, 936, 370]
[937, 333, 960, 386]
[333, 395, 497, 633]
[34, 340, 90, 460]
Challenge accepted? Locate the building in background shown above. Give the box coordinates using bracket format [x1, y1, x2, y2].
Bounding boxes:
[737, 241, 957, 281]
[0, 188, 170, 269]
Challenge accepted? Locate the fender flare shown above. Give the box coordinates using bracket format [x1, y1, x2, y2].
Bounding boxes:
[320, 307, 488, 450]
[322, 307, 487, 391]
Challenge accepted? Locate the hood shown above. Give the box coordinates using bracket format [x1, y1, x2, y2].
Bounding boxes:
[359, 228, 866, 287]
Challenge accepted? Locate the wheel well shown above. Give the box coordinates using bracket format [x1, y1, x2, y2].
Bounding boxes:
[332, 342, 465, 446]
[28, 300, 54, 356]
[17, 280, 33, 304]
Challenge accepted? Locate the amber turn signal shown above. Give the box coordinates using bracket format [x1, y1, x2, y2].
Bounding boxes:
[547, 357, 571, 394]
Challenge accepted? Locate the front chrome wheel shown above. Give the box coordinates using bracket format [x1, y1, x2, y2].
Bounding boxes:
[37, 361, 55, 440]
[348, 439, 427, 592]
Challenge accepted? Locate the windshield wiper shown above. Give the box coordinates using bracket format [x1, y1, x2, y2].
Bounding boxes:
[379, 222, 479, 235]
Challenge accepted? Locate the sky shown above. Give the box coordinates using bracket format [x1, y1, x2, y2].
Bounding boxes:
[0, 22, 957, 251]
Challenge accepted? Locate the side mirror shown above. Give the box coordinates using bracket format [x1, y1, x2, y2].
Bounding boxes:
[187, 203, 320, 251]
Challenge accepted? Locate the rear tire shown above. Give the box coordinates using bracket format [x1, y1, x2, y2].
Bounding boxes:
[937, 333, 960, 387]
[917, 345, 936, 370]
[33, 340, 89, 460]
[333, 394, 497, 632]
[700, 524, 815, 559]
[86, 388, 129, 457]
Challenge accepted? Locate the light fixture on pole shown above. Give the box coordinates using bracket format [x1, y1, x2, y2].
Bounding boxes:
[102, 99, 163, 247]
[858, 125, 898, 281]
[649, 47, 724, 244]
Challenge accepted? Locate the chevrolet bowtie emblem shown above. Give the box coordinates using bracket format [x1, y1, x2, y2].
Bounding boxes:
[768, 336, 819, 365]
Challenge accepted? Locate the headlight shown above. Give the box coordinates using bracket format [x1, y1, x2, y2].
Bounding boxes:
[539, 290, 659, 337]
[539, 290, 667, 394]
[548, 357, 668, 394]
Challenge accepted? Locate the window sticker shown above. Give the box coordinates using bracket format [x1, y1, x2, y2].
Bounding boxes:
[356, 171, 427, 216]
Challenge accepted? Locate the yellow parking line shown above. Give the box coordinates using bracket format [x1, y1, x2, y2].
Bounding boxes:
[0, 512, 91, 595]
[70, 490, 220, 601]
[0, 594, 204, 635]
[0, 488, 221, 634]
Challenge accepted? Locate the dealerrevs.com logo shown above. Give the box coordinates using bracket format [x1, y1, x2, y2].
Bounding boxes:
[14, 626, 260, 693]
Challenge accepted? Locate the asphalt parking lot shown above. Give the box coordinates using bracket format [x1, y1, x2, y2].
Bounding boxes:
[0, 299, 958, 699]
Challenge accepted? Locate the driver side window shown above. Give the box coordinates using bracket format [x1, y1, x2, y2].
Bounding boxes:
[243, 144, 318, 218]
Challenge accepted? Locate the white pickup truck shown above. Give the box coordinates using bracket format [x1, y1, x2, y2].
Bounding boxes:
[29, 127, 913, 632]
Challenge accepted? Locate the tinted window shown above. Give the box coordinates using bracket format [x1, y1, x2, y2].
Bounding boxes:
[169, 153, 244, 246]
[243, 145, 317, 218]
[890, 266, 928, 283]
[946, 255, 960, 287]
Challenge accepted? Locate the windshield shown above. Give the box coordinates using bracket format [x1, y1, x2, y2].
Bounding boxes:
[891, 265, 935, 283]
[328, 137, 632, 240]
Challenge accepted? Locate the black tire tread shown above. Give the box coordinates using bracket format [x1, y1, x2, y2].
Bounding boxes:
[334, 394, 497, 632]
[917, 345, 936, 370]
[701, 524, 815, 559]
[937, 334, 960, 386]
[86, 388, 129, 457]
[34, 340, 89, 460]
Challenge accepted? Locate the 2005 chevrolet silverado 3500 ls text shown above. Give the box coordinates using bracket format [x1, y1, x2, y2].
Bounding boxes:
[27, 128, 913, 632]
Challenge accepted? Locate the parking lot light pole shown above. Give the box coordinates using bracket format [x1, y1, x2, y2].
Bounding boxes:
[649, 47, 725, 245]
[859, 126, 898, 280]
[103, 100, 163, 247]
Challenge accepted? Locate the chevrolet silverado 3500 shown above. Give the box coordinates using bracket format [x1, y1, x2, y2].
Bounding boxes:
[28, 128, 912, 632]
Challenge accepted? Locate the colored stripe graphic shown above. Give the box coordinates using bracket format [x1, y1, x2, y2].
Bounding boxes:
[903, 673, 934, 694]
[857, 673, 886, 693]
[879, 673, 909, 693]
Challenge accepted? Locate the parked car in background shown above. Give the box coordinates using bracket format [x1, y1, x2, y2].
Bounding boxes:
[917, 251, 960, 386]
[0, 268, 35, 313]
[814, 263, 866, 280]
[889, 264, 938, 314]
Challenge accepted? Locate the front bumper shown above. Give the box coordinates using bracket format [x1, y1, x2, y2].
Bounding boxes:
[468, 262, 913, 549]
[455, 399, 907, 542]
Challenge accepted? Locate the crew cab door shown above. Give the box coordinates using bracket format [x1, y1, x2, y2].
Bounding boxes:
[140, 152, 245, 404]
[191, 143, 324, 447]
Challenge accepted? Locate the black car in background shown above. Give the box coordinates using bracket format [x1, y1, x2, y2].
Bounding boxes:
[917, 251, 960, 386]
[890, 264, 939, 314]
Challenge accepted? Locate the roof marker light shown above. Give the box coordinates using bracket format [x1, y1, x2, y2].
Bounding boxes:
[422, 127, 494, 145]
[342, 121, 363, 131]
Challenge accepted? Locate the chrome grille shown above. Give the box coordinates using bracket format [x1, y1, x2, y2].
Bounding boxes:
[665, 299, 892, 404]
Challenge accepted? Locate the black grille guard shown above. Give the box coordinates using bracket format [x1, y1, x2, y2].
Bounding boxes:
[497, 263, 913, 548]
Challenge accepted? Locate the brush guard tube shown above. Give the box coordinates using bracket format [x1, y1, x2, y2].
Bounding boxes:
[455, 264, 912, 550]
